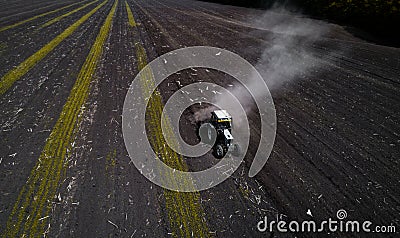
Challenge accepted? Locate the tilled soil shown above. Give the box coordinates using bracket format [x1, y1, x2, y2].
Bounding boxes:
[0, 0, 399, 237]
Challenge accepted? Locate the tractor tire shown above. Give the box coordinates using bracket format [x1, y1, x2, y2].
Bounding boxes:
[214, 144, 225, 159]
[199, 123, 216, 145]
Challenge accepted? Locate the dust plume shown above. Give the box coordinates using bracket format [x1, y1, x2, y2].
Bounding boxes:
[197, 5, 332, 124]
[193, 105, 218, 122]
[247, 5, 330, 90]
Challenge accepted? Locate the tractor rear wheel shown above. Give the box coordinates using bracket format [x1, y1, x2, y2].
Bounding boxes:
[214, 144, 225, 159]
[199, 123, 216, 145]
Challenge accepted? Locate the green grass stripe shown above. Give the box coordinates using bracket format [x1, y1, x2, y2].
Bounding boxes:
[125, 0, 136, 27]
[128, 4, 210, 234]
[0, 1, 87, 33]
[2, 1, 117, 237]
[0, 0, 108, 96]
[41, 0, 100, 28]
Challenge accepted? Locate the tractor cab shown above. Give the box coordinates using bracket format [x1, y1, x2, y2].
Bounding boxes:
[210, 110, 232, 130]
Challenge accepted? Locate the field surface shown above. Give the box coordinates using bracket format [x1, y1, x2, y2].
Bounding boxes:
[0, 0, 399, 237]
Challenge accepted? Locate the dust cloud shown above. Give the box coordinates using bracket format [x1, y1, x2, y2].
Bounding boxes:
[198, 5, 332, 123]
[193, 105, 218, 122]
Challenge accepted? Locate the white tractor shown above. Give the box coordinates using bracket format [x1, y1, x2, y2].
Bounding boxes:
[198, 110, 241, 158]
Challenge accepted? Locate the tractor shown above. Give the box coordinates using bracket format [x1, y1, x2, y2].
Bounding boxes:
[198, 110, 240, 158]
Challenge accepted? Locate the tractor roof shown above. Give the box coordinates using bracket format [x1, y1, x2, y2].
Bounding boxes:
[212, 110, 232, 119]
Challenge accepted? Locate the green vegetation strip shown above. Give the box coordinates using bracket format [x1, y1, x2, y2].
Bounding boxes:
[126, 2, 210, 237]
[125, 0, 136, 27]
[2, 1, 117, 237]
[0, 1, 86, 33]
[41, 0, 100, 28]
[0, 0, 108, 96]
